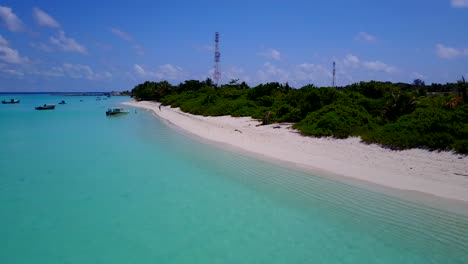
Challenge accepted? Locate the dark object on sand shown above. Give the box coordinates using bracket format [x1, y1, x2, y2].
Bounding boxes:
[262, 111, 271, 125]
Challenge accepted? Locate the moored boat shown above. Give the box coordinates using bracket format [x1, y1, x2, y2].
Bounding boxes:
[106, 107, 129, 116]
[58, 100, 66, 104]
[35, 104, 55, 110]
[2, 99, 20, 104]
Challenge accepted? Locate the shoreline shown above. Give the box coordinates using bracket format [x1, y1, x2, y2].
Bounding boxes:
[124, 100, 468, 204]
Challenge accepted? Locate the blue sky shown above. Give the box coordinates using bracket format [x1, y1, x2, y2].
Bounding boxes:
[0, 0, 467, 92]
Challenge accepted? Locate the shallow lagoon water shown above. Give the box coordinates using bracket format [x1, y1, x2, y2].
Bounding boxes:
[1, 94, 468, 263]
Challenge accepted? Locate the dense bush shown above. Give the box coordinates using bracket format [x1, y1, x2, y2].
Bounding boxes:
[362, 104, 468, 152]
[362, 107, 453, 150]
[294, 102, 375, 138]
[131, 79, 468, 154]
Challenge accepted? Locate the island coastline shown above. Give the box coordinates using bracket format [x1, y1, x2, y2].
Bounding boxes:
[124, 100, 468, 204]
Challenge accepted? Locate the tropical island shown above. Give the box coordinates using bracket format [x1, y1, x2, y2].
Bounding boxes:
[130, 78, 468, 154]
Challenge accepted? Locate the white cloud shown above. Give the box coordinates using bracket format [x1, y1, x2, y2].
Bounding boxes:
[3, 69, 24, 76]
[435, 44, 467, 59]
[34, 66, 65, 77]
[111, 28, 145, 57]
[341, 53, 397, 73]
[134, 54, 398, 87]
[253, 62, 334, 86]
[111, 28, 133, 42]
[102, 71, 112, 79]
[63, 63, 94, 79]
[134, 63, 187, 81]
[340, 53, 397, 73]
[111, 29, 144, 56]
[32, 64, 111, 80]
[355, 32, 377, 43]
[258, 48, 282, 61]
[0, 34, 8, 46]
[0, 63, 24, 76]
[410, 72, 425, 80]
[223, 66, 250, 82]
[155, 64, 187, 80]
[30, 42, 54, 52]
[362, 61, 397, 73]
[294, 63, 331, 83]
[253, 57, 394, 86]
[0, 35, 29, 64]
[33, 8, 60, 28]
[0, 46, 27, 64]
[134, 64, 146, 76]
[50, 30, 87, 54]
[451, 0, 468, 8]
[257, 62, 289, 82]
[0, 6, 24, 32]
[343, 54, 360, 68]
[335, 68, 354, 85]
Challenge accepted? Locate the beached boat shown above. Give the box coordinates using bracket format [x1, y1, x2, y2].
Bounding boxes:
[58, 100, 66, 104]
[106, 107, 129, 116]
[35, 104, 55, 110]
[2, 99, 20, 104]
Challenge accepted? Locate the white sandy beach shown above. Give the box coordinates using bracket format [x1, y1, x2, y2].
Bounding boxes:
[124, 101, 468, 203]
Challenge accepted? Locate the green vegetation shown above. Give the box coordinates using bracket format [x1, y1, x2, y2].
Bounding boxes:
[131, 78, 468, 154]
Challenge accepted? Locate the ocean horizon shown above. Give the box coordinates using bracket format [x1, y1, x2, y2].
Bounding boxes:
[1, 94, 468, 264]
[0, 92, 118, 95]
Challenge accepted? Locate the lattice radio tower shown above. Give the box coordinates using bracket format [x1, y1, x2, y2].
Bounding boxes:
[213, 32, 221, 86]
[332, 61, 336, 87]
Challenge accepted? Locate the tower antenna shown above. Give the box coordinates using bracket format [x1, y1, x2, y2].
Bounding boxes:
[213, 32, 221, 86]
[332, 61, 336, 87]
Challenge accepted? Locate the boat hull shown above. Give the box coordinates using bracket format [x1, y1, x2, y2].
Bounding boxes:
[106, 107, 129, 116]
[2, 100, 20, 104]
[35, 105, 55, 110]
[106, 111, 129, 116]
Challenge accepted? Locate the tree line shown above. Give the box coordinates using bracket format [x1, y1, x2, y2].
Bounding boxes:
[131, 78, 468, 154]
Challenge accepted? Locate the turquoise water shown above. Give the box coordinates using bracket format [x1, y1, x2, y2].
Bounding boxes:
[1, 94, 468, 264]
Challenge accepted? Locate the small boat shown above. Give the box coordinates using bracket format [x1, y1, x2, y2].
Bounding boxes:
[58, 100, 66, 104]
[2, 99, 20, 104]
[106, 107, 129, 116]
[35, 104, 55, 110]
